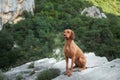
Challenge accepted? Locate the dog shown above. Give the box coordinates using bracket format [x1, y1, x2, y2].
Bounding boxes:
[63, 29, 86, 77]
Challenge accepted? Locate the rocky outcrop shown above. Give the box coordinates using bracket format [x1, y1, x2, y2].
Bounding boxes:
[81, 6, 107, 18]
[5, 52, 120, 80]
[4, 58, 56, 80]
[53, 59, 120, 80]
[0, 0, 35, 30]
[4, 52, 120, 80]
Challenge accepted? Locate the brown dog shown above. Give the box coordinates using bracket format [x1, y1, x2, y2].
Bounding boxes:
[63, 29, 86, 77]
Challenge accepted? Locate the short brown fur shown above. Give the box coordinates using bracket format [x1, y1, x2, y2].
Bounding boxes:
[63, 29, 86, 77]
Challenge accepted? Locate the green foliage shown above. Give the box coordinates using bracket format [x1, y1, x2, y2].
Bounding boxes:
[0, 30, 13, 52]
[16, 74, 25, 80]
[0, 0, 120, 70]
[28, 62, 34, 68]
[22, 11, 33, 18]
[0, 30, 15, 69]
[36, 68, 60, 80]
[29, 70, 35, 76]
[87, 0, 120, 16]
[0, 70, 8, 80]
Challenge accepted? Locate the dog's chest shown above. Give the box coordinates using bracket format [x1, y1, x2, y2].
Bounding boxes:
[64, 45, 73, 58]
[64, 46, 70, 53]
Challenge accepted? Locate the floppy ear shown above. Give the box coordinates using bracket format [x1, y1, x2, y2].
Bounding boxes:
[70, 30, 75, 40]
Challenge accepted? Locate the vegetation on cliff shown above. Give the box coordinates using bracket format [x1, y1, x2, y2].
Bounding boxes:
[0, 0, 120, 70]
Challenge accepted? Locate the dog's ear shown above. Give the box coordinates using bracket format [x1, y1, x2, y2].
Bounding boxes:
[70, 30, 75, 40]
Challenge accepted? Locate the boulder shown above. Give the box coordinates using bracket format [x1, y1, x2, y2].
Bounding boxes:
[81, 6, 107, 18]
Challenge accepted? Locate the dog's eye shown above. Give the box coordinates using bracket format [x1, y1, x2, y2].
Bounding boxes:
[67, 31, 69, 33]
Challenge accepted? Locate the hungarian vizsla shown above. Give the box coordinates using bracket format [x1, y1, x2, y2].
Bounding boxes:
[63, 29, 86, 77]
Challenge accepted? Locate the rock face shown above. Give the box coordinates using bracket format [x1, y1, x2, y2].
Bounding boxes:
[0, 0, 35, 30]
[81, 6, 107, 18]
[53, 59, 120, 80]
[4, 58, 56, 80]
[4, 53, 120, 80]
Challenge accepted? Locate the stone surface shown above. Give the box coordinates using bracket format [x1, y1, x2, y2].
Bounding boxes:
[53, 59, 120, 80]
[4, 58, 56, 80]
[0, 0, 35, 30]
[4, 53, 120, 80]
[85, 52, 108, 67]
[81, 6, 107, 18]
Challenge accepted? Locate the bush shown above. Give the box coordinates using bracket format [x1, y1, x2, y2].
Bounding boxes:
[1, 0, 120, 70]
[16, 74, 25, 80]
[0, 30, 13, 52]
[36, 68, 60, 80]
[0, 30, 13, 69]
[29, 70, 35, 76]
[28, 62, 34, 68]
[0, 70, 8, 80]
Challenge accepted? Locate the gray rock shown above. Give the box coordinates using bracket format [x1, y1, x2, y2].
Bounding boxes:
[85, 52, 108, 67]
[4, 58, 56, 80]
[4, 53, 120, 80]
[0, 0, 35, 30]
[81, 6, 107, 18]
[52, 59, 120, 80]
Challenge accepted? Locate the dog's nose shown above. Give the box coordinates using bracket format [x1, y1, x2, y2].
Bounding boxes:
[64, 34, 66, 37]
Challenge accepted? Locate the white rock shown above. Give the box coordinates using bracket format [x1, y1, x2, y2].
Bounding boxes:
[52, 59, 120, 80]
[85, 52, 108, 67]
[4, 58, 56, 80]
[5, 53, 119, 80]
[81, 6, 107, 18]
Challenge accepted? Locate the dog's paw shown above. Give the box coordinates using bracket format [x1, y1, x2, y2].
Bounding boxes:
[78, 69, 82, 72]
[64, 71, 68, 75]
[67, 71, 72, 77]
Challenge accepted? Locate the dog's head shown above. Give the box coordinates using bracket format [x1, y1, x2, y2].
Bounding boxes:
[64, 29, 75, 40]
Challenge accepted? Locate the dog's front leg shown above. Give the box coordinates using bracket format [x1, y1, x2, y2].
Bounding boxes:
[64, 57, 69, 75]
[68, 56, 75, 77]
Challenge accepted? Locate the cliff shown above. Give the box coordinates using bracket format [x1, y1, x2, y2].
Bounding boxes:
[0, 0, 35, 30]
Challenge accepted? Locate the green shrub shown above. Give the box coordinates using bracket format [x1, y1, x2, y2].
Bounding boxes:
[29, 70, 35, 76]
[16, 74, 25, 80]
[28, 62, 34, 68]
[1, 0, 120, 70]
[36, 68, 60, 80]
[0, 30, 14, 69]
[0, 70, 8, 80]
